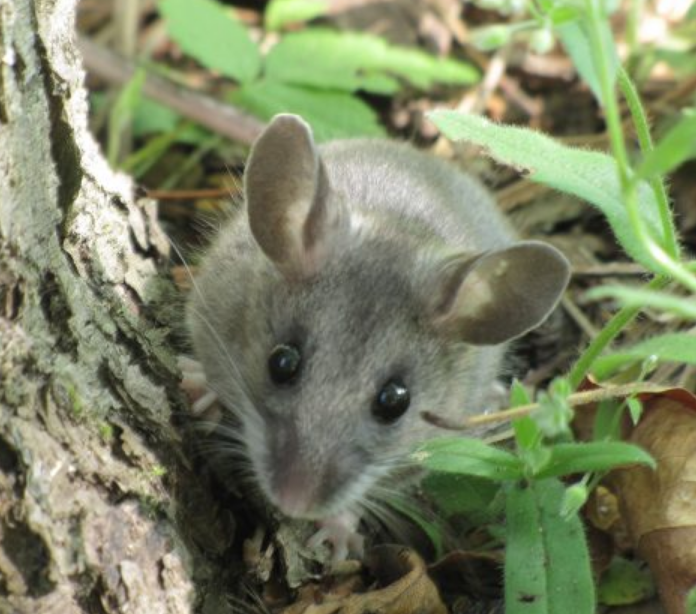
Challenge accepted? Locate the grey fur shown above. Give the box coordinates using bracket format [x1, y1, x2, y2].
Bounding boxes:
[186, 114, 570, 521]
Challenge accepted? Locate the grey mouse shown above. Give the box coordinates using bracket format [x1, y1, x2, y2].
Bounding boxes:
[182, 113, 570, 561]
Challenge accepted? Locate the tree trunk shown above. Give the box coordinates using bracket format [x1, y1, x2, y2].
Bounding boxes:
[0, 1, 237, 612]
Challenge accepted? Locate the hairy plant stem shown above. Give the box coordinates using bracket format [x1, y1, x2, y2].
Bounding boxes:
[585, 0, 696, 296]
[562, 1, 696, 390]
[568, 275, 671, 388]
[617, 67, 679, 258]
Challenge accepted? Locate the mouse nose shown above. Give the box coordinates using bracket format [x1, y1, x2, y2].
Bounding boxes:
[273, 462, 317, 517]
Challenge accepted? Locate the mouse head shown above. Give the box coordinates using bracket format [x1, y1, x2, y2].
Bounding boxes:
[238, 114, 570, 520]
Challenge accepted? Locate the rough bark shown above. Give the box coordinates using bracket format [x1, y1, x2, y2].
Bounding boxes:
[0, 1, 241, 612]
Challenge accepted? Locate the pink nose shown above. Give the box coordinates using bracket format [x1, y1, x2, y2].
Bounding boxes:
[273, 466, 317, 518]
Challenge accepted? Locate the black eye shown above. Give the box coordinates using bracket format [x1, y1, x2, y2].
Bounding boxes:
[373, 379, 410, 424]
[268, 344, 302, 385]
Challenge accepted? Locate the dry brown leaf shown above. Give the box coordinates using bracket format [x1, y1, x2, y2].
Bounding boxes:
[281, 546, 447, 614]
[611, 395, 696, 614]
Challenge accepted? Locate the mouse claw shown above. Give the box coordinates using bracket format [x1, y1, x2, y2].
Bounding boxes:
[307, 513, 364, 564]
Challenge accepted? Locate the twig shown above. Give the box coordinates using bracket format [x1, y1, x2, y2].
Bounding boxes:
[77, 36, 265, 146]
[421, 381, 668, 430]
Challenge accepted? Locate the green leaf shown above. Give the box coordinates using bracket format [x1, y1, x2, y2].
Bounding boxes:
[561, 483, 589, 518]
[533, 377, 573, 439]
[422, 473, 500, 516]
[587, 284, 696, 320]
[533, 441, 655, 479]
[556, 18, 618, 105]
[414, 437, 524, 481]
[505, 478, 594, 614]
[230, 80, 386, 141]
[131, 99, 208, 144]
[108, 68, 146, 166]
[593, 333, 696, 379]
[597, 557, 655, 606]
[470, 25, 513, 51]
[160, 0, 261, 83]
[428, 110, 663, 269]
[627, 397, 643, 424]
[592, 399, 623, 441]
[637, 111, 696, 179]
[384, 496, 444, 558]
[688, 585, 696, 614]
[510, 379, 532, 407]
[264, 29, 478, 95]
[265, 0, 328, 30]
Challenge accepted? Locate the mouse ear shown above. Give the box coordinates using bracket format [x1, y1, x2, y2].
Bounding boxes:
[245, 114, 346, 280]
[428, 241, 570, 345]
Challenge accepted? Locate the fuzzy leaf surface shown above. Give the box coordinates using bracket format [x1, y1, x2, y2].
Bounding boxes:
[429, 111, 662, 269]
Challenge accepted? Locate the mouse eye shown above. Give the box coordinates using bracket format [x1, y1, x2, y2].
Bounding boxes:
[268, 344, 301, 385]
[373, 379, 410, 424]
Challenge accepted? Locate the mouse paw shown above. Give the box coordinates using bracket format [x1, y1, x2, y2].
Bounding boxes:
[307, 512, 364, 563]
[178, 355, 220, 419]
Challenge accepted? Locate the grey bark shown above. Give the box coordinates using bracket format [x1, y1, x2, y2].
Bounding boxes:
[0, 1, 241, 612]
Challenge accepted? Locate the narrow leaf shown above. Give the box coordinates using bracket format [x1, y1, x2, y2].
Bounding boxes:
[230, 80, 385, 141]
[506, 478, 595, 614]
[160, 0, 261, 83]
[587, 285, 696, 319]
[505, 482, 547, 614]
[428, 110, 662, 269]
[265, 29, 478, 95]
[637, 111, 696, 179]
[536, 479, 595, 614]
[556, 17, 618, 106]
[593, 333, 696, 379]
[265, 0, 328, 30]
[534, 441, 655, 479]
[422, 473, 500, 516]
[414, 437, 524, 481]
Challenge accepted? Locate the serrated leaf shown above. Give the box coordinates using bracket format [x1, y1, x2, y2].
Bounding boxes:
[533, 441, 655, 479]
[160, 0, 261, 83]
[265, 0, 328, 30]
[265, 29, 478, 95]
[413, 437, 524, 481]
[428, 110, 662, 269]
[593, 333, 696, 379]
[637, 111, 696, 179]
[505, 478, 594, 614]
[230, 80, 385, 141]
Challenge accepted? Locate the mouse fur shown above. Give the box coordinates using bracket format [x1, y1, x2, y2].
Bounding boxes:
[185, 114, 570, 529]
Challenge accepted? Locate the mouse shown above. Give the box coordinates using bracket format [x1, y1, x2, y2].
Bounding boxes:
[181, 113, 570, 562]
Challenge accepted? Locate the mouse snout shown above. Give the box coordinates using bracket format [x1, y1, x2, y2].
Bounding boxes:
[273, 461, 318, 517]
[268, 443, 366, 519]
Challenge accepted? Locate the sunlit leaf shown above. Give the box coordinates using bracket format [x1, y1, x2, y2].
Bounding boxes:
[265, 0, 328, 30]
[160, 0, 261, 83]
[428, 110, 662, 269]
[593, 333, 696, 379]
[265, 29, 478, 94]
[230, 80, 385, 141]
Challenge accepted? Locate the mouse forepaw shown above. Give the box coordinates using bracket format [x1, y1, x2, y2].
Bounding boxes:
[307, 512, 364, 563]
[177, 355, 220, 419]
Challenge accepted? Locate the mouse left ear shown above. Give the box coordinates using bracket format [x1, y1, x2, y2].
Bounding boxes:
[245, 114, 347, 280]
[427, 241, 570, 345]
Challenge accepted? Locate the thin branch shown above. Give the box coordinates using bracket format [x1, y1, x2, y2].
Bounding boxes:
[78, 35, 265, 146]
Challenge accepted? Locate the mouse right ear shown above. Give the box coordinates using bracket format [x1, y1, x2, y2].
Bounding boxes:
[245, 114, 347, 280]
